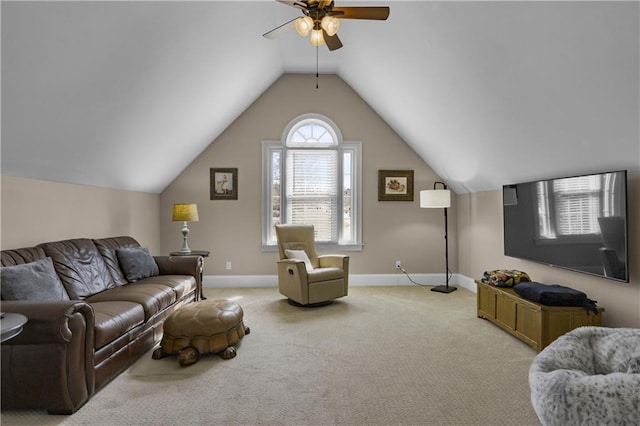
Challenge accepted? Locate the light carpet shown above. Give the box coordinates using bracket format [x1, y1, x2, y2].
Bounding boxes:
[1, 286, 541, 425]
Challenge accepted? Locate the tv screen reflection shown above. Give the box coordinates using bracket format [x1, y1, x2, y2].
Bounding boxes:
[503, 170, 628, 282]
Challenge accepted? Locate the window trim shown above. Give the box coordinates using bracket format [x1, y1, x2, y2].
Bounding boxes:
[261, 114, 363, 251]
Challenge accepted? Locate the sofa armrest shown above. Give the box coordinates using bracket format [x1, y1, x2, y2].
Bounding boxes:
[154, 255, 202, 278]
[154, 255, 203, 300]
[1, 300, 94, 345]
[1, 300, 96, 413]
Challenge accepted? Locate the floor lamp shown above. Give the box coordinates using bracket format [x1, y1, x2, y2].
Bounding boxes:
[420, 182, 457, 294]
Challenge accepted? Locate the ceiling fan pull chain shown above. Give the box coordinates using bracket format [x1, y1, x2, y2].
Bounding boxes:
[316, 44, 319, 89]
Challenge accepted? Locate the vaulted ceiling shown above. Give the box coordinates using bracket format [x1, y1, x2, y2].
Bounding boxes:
[2, 1, 638, 194]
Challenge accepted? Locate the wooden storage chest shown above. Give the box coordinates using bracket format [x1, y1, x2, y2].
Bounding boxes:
[476, 280, 604, 351]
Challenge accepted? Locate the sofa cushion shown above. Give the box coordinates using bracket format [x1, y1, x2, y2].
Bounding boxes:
[86, 283, 177, 320]
[135, 275, 197, 300]
[1, 246, 47, 267]
[93, 236, 141, 286]
[1, 257, 70, 301]
[39, 238, 115, 299]
[116, 247, 159, 282]
[90, 301, 145, 349]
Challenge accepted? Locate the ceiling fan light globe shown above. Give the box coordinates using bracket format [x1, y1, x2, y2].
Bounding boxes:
[321, 16, 340, 36]
[309, 29, 326, 46]
[295, 16, 313, 36]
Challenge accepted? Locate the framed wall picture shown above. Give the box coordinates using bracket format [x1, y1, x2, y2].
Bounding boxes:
[210, 168, 238, 200]
[378, 170, 414, 201]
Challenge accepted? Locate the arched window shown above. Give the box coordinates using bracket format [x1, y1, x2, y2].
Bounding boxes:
[262, 114, 362, 249]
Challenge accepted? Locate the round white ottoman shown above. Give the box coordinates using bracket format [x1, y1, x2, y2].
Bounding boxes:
[529, 326, 640, 426]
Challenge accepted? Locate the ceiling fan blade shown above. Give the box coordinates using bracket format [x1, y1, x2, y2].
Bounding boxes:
[323, 29, 343, 51]
[277, 0, 308, 11]
[263, 17, 298, 39]
[332, 6, 390, 20]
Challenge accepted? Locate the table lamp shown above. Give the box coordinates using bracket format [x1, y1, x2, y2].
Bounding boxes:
[172, 203, 199, 254]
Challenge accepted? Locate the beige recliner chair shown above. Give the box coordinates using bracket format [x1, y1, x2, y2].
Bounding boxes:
[275, 224, 349, 306]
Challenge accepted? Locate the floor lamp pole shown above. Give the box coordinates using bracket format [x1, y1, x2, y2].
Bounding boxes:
[431, 202, 457, 293]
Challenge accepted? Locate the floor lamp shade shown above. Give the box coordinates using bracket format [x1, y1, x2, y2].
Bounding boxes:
[420, 183, 457, 294]
[172, 203, 199, 254]
[420, 189, 451, 209]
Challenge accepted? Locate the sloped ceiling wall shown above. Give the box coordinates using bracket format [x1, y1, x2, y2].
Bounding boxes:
[2, 1, 638, 194]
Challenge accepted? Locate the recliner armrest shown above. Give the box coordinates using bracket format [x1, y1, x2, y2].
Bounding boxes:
[276, 260, 309, 304]
[277, 259, 309, 275]
[318, 254, 349, 269]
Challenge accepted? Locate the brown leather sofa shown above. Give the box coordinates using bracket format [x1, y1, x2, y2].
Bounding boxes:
[1, 236, 201, 414]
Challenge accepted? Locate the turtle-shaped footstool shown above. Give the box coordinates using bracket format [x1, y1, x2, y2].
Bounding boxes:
[152, 299, 250, 366]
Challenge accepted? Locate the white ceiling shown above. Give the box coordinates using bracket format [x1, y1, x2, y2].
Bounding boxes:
[2, 1, 639, 194]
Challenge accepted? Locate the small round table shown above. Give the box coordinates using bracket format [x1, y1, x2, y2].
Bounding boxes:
[1, 313, 28, 343]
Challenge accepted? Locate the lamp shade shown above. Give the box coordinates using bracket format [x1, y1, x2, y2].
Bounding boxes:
[321, 15, 340, 36]
[310, 29, 326, 46]
[420, 190, 451, 208]
[295, 16, 313, 36]
[172, 203, 199, 222]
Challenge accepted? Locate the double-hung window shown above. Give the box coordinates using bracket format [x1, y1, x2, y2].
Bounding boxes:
[262, 114, 362, 250]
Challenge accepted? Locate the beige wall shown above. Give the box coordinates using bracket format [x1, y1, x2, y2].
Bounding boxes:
[4, 73, 635, 328]
[1, 175, 161, 252]
[161, 74, 455, 277]
[457, 174, 640, 328]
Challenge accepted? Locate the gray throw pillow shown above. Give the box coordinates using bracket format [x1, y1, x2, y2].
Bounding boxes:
[116, 247, 159, 282]
[1, 257, 70, 301]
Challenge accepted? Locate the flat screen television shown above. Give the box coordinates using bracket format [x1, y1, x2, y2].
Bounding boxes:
[503, 170, 628, 282]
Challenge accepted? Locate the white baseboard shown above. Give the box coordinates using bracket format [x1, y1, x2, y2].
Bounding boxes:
[456, 274, 477, 293]
[204, 273, 478, 293]
[205, 275, 278, 288]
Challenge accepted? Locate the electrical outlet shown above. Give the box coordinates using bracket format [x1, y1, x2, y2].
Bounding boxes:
[225, 261, 232, 270]
[395, 260, 402, 270]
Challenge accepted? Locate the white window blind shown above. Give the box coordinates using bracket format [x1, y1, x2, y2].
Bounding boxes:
[286, 150, 338, 242]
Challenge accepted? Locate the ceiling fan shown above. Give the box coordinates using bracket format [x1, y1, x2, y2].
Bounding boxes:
[263, 0, 390, 51]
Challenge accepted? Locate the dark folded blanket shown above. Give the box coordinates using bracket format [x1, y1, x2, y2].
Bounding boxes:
[513, 282, 599, 315]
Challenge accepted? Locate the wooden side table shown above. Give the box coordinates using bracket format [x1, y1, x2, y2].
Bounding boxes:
[170, 250, 210, 301]
[1, 313, 28, 343]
